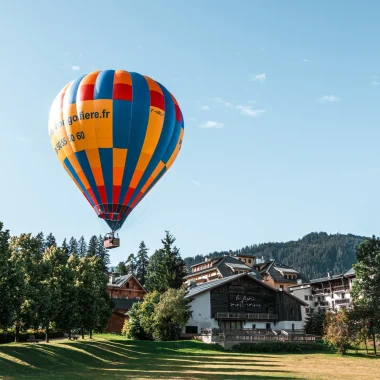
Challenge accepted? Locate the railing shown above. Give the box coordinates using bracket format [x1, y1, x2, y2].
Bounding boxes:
[313, 288, 331, 295]
[332, 285, 349, 292]
[315, 301, 329, 307]
[334, 298, 350, 305]
[215, 312, 278, 320]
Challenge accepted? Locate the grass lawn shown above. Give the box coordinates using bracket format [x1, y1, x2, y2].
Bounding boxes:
[0, 334, 378, 380]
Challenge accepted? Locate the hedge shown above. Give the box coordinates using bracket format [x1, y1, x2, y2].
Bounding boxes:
[229, 341, 332, 354]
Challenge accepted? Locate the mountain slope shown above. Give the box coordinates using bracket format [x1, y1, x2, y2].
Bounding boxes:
[183, 232, 367, 279]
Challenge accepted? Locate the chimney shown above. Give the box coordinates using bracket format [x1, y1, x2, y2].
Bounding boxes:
[327, 271, 331, 279]
[109, 273, 116, 284]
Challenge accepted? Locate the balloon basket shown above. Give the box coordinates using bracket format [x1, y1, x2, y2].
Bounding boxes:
[104, 233, 120, 249]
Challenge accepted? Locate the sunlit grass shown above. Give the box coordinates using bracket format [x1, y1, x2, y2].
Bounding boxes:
[0, 333, 378, 380]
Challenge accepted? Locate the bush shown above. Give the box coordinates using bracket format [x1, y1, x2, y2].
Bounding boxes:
[230, 342, 331, 354]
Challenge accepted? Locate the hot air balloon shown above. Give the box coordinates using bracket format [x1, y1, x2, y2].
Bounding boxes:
[48, 70, 184, 249]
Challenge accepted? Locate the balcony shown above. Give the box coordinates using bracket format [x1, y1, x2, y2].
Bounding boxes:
[332, 285, 349, 293]
[334, 298, 350, 305]
[313, 288, 331, 295]
[315, 301, 330, 307]
[215, 312, 278, 320]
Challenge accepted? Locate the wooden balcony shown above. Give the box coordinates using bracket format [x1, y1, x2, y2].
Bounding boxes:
[215, 312, 278, 320]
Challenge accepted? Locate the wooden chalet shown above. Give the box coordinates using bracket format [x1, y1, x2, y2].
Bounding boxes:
[105, 273, 147, 333]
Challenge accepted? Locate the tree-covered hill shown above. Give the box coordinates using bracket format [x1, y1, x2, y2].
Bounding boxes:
[183, 232, 367, 280]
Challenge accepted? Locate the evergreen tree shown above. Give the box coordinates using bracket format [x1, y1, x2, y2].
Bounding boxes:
[96, 234, 110, 271]
[125, 253, 136, 274]
[0, 222, 13, 330]
[136, 241, 149, 286]
[78, 236, 87, 258]
[87, 235, 98, 257]
[45, 233, 57, 249]
[68, 237, 79, 256]
[36, 232, 45, 254]
[61, 238, 69, 256]
[116, 261, 128, 275]
[145, 231, 187, 293]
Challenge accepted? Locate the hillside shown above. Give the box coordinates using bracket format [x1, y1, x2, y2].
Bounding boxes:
[183, 232, 367, 280]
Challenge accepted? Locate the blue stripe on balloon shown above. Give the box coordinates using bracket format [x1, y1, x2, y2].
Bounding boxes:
[127, 82, 176, 207]
[63, 158, 95, 207]
[75, 150, 103, 210]
[99, 148, 113, 205]
[94, 70, 115, 100]
[113, 100, 132, 149]
[118, 73, 150, 204]
[64, 75, 86, 104]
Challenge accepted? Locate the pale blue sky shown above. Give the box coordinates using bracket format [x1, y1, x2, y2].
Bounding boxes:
[1, 0, 379, 265]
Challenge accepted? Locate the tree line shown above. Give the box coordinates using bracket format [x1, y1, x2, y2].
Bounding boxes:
[184, 232, 366, 279]
[0, 222, 113, 342]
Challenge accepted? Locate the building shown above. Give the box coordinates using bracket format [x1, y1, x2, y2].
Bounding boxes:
[105, 273, 147, 333]
[253, 260, 309, 291]
[184, 255, 261, 285]
[289, 267, 356, 315]
[183, 272, 308, 336]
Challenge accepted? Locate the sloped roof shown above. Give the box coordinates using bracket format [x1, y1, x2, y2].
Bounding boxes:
[310, 274, 343, 283]
[226, 262, 252, 270]
[344, 267, 355, 276]
[185, 273, 308, 306]
[256, 260, 309, 284]
[108, 274, 133, 287]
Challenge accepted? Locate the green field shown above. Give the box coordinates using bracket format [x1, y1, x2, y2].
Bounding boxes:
[0, 334, 378, 380]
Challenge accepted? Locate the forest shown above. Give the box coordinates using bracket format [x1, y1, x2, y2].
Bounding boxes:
[183, 232, 366, 279]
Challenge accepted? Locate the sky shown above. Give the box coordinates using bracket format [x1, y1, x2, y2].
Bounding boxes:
[1, 0, 380, 265]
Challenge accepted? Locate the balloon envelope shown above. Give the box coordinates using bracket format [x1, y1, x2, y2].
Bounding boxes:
[48, 70, 184, 231]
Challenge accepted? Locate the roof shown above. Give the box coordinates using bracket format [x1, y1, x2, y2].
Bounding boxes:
[185, 273, 308, 306]
[108, 274, 133, 287]
[274, 266, 299, 274]
[184, 255, 262, 280]
[344, 267, 355, 276]
[310, 274, 344, 283]
[226, 262, 252, 270]
[107, 273, 147, 293]
[256, 260, 309, 284]
[186, 274, 244, 298]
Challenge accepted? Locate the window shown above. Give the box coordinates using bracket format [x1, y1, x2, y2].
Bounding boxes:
[249, 259, 252, 264]
[292, 324, 295, 331]
[304, 295, 308, 301]
[280, 285, 284, 290]
[243, 258, 246, 263]
[185, 326, 198, 334]
[266, 323, 271, 330]
[126, 282, 129, 288]
[252, 324, 256, 329]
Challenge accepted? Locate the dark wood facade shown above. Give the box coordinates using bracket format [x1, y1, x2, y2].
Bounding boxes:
[210, 276, 303, 322]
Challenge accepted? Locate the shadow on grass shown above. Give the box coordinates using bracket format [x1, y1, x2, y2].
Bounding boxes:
[0, 338, 303, 379]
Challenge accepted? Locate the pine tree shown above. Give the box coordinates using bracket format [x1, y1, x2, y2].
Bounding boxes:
[125, 253, 136, 275]
[96, 235, 110, 271]
[36, 232, 45, 254]
[45, 233, 57, 249]
[78, 236, 87, 258]
[116, 261, 128, 275]
[61, 238, 69, 256]
[68, 237, 79, 256]
[145, 231, 187, 293]
[87, 235, 98, 257]
[136, 241, 149, 286]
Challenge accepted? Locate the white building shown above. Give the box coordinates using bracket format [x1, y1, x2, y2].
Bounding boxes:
[289, 267, 356, 315]
[183, 273, 308, 336]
